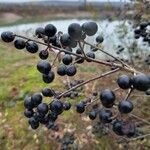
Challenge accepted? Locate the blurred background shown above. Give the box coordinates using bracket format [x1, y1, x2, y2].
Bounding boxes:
[0, 0, 149, 150]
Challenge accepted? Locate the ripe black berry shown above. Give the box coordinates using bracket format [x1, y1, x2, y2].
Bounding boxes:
[37, 103, 49, 114]
[57, 65, 67, 76]
[37, 60, 51, 75]
[132, 74, 150, 91]
[39, 50, 49, 60]
[68, 23, 82, 40]
[44, 24, 57, 37]
[62, 54, 73, 65]
[35, 27, 45, 38]
[82, 22, 98, 36]
[100, 89, 115, 108]
[66, 65, 77, 76]
[117, 75, 131, 89]
[42, 88, 54, 97]
[112, 120, 124, 135]
[118, 100, 133, 114]
[24, 109, 34, 118]
[31, 93, 42, 107]
[99, 109, 112, 123]
[26, 41, 38, 53]
[60, 34, 72, 46]
[86, 52, 95, 62]
[96, 35, 104, 43]
[50, 99, 64, 115]
[1, 31, 15, 42]
[89, 111, 97, 120]
[42, 71, 55, 83]
[14, 39, 26, 49]
[76, 102, 85, 113]
[76, 48, 82, 54]
[24, 97, 34, 109]
[63, 102, 71, 111]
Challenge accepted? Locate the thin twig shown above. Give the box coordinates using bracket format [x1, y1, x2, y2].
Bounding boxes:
[51, 51, 61, 67]
[83, 40, 133, 69]
[130, 114, 150, 125]
[124, 88, 134, 100]
[14, 34, 139, 74]
[57, 68, 120, 98]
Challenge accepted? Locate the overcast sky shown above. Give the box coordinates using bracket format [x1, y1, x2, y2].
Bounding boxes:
[0, 0, 131, 3]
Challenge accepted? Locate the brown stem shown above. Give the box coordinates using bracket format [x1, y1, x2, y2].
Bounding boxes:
[57, 68, 120, 98]
[124, 88, 134, 100]
[130, 114, 150, 125]
[83, 40, 132, 68]
[78, 41, 87, 58]
[14, 34, 139, 74]
[51, 51, 61, 67]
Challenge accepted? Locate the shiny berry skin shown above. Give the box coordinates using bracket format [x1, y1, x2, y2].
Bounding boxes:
[86, 52, 95, 62]
[96, 35, 104, 43]
[35, 27, 45, 38]
[42, 88, 54, 97]
[42, 71, 55, 83]
[57, 65, 67, 76]
[63, 102, 71, 111]
[37, 60, 51, 75]
[50, 100, 64, 115]
[14, 39, 26, 49]
[82, 22, 98, 36]
[39, 50, 49, 60]
[99, 109, 112, 123]
[100, 89, 115, 108]
[76, 102, 85, 113]
[68, 23, 82, 40]
[1, 31, 15, 42]
[62, 54, 73, 65]
[132, 74, 150, 91]
[24, 109, 34, 118]
[24, 97, 34, 109]
[118, 100, 133, 114]
[44, 24, 57, 37]
[26, 41, 38, 53]
[37, 103, 49, 114]
[66, 65, 77, 76]
[60, 33, 72, 46]
[117, 75, 131, 89]
[31, 93, 42, 107]
[89, 111, 97, 120]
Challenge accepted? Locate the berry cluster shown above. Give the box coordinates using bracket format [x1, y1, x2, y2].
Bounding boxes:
[1, 21, 150, 141]
[134, 21, 150, 45]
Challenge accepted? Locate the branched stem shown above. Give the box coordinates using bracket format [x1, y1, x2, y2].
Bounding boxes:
[14, 34, 139, 74]
[57, 68, 120, 98]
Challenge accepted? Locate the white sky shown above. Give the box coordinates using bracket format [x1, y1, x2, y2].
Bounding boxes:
[0, 0, 131, 3]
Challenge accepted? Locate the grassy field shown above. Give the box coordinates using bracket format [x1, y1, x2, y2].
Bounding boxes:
[0, 40, 149, 150]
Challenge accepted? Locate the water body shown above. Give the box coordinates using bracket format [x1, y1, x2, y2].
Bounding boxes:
[0, 19, 149, 59]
